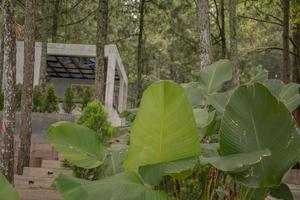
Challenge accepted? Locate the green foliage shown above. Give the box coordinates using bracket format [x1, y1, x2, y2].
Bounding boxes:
[45, 84, 59, 113]
[71, 100, 113, 180]
[15, 83, 22, 111]
[32, 86, 46, 112]
[63, 86, 76, 113]
[77, 100, 112, 143]
[55, 172, 167, 200]
[124, 81, 200, 173]
[0, 88, 4, 111]
[81, 86, 94, 110]
[48, 122, 105, 169]
[47, 63, 300, 200]
[211, 83, 300, 188]
[0, 173, 19, 200]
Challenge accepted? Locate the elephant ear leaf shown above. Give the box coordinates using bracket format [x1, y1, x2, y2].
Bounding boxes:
[48, 122, 105, 169]
[279, 83, 300, 112]
[261, 80, 300, 112]
[200, 149, 271, 172]
[124, 81, 200, 172]
[0, 173, 19, 200]
[270, 183, 293, 200]
[220, 83, 300, 187]
[198, 59, 232, 94]
[55, 172, 167, 200]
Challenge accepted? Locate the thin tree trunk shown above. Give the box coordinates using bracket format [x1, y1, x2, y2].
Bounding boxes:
[17, 0, 35, 175]
[292, 1, 300, 83]
[52, 0, 60, 43]
[281, 0, 290, 83]
[39, 0, 48, 95]
[229, 0, 240, 86]
[95, 0, 108, 102]
[0, 18, 4, 89]
[137, 0, 145, 100]
[198, 0, 212, 69]
[220, 0, 226, 58]
[1, 0, 16, 183]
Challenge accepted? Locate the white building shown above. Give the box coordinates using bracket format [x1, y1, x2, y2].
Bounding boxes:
[16, 42, 128, 126]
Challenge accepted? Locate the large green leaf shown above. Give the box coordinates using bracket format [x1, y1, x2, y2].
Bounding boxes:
[139, 157, 198, 185]
[198, 59, 233, 94]
[262, 80, 300, 112]
[48, 122, 105, 169]
[207, 91, 233, 114]
[194, 109, 215, 129]
[270, 183, 293, 200]
[220, 83, 300, 187]
[124, 81, 200, 171]
[182, 82, 205, 108]
[0, 173, 19, 200]
[55, 172, 167, 200]
[279, 83, 300, 112]
[104, 144, 128, 176]
[200, 149, 271, 171]
[248, 71, 269, 84]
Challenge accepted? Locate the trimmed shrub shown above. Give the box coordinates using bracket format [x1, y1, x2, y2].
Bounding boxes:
[81, 86, 94, 110]
[77, 100, 112, 143]
[45, 84, 59, 113]
[63, 86, 76, 113]
[32, 86, 46, 112]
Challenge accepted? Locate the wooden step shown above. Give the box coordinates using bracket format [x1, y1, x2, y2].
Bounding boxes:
[23, 167, 72, 178]
[14, 175, 55, 189]
[16, 188, 61, 200]
[41, 160, 62, 169]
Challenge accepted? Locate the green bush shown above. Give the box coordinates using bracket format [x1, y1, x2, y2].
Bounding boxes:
[15, 83, 22, 111]
[63, 86, 76, 113]
[81, 86, 94, 110]
[77, 100, 112, 143]
[73, 100, 113, 180]
[45, 84, 59, 113]
[32, 86, 46, 112]
[0, 88, 3, 111]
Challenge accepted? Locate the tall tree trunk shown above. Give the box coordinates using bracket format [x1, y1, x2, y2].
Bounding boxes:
[282, 0, 290, 83]
[95, 0, 108, 102]
[0, 16, 4, 89]
[52, 0, 60, 43]
[229, 0, 240, 86]
[198, 0, 212, 69]
[39, 0, 48, 95]
[292, 1, 300, 83]
[137, 0, 145, 100]
[17, 0, 35, 175]
[220, 0, 226, 58]
[1, 0, 16, 183]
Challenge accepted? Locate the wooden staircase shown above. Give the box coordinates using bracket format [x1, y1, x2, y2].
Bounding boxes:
[15, 160, 71, 200]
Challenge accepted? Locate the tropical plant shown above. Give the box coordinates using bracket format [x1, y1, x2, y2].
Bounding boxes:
[32, 86, 46, 112]
[45, 84, 59, 113]
[63, 86, 76, 113]
[46, 60, 300, 200]
[62, 101, 113, 180]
